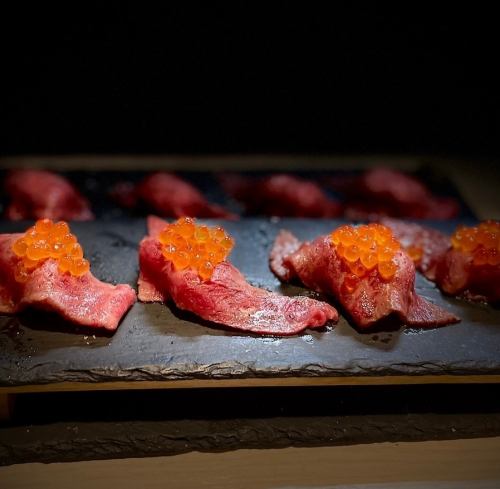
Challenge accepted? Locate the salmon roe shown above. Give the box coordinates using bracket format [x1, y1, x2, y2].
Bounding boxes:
[451, 220, 500, 266]
[11, 219, 90, 282]
[158, 217, 234, 281]
[331, 223, 401, 286]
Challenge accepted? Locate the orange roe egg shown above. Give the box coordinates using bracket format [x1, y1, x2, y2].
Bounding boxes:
[11, 219, 90, 281]
[70, 258, 90, 277]
[211, 226, 226, 241]
[58, 255, 74, 273]
[349, 260, 367, 278]
[198, 261, 214, 281]
[194, 225, 210, 242]
[344, 245, 360, 263]
[162, 244, 176, 261]
[171, 251, 190, 270]
[65, 243, 84, 259]
[205, 241, 220, 254]
[357, 227, 375, 249]
[331, 223, 401, 281]
[34, 218, 53, 234]
[332, 226, 355, 247]
[62, 233, 77, 246]
[176, 217, 196, 239]
[215, 249, 227, 262]
[220, 235, 235, 250]
[23, 226, 37, 245]
[331, 232, 341, 246]
[386, 238, 400, 252]
[12, 238, 28, 257]
[360, 251, 378, 270]
[189, 253, 204, 270]
[377, 246, 393, 262]
[192, 242, 207, 256]
[477, 230, 496, 249]
[461, 233, 477, 253]
[158, 218, 234, 280]
[159, 228, 175, 245]
[26, 241, 51, 261]
[451, 221, 500, 267]
[373, 225, 391, 245]
[49, 240, 65, 258]
[52, 221, 70, 239]
[171, 234, 188, 251]
[378, 260, 398, 280]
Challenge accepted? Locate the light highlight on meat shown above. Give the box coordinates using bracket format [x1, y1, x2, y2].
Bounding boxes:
[331, 168, 459, 220]
[385, 218, 500, 303]
[111, 172, 235, 218]
[221, 174, 342, 217]
[270, 227, 459, 329]
[138, 216, 338, 335]
[4, 170, 93, 221]
[1, 231, 135, 331]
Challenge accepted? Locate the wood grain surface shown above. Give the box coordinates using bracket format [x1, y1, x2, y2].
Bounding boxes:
[1, 437, 499, 489]
[2, 374, 500, 394]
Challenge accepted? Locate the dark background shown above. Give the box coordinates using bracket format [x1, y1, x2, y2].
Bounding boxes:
[1, 3, 499, 158]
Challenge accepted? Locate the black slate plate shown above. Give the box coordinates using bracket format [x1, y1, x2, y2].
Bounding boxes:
[1, 218, 499, 387]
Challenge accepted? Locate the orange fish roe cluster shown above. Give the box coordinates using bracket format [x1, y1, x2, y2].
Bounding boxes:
[451, 220, 500, 266]
[331, 223, 401, 290]
[158, 217, 234, 280]
[11, 219, 90, 282]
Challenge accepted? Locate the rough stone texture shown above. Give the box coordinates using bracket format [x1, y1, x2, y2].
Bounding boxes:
[1, 412, 500, 466]
[1, 219, 500, 387]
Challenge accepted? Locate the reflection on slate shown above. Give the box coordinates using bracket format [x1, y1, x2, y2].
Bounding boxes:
[1, 219, 499, 387]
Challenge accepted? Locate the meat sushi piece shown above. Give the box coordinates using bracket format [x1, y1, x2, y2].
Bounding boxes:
[220, 174, 342, 217]
[111, 172, 235, 219]
[0, 219, 135, 330]
[330, 168, 459, 220]
[138, 216, 338, 335]
[380, 218, 451, 281]
[384, 218, 500, 303]
[4, 170, 93, 221]
[270, 223, 459, 329]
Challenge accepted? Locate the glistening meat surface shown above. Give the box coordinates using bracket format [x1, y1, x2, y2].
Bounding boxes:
[220, 174, 342, 217]
[270, 230, 459, 328]
[111, 172, 235, 218]
[138, 216, 338, 335]
[0, 234, 136, 330]
[381, 218, 450, 280]
[384, 219, 500, 303]
[4, 170, 93, 221]
[330, 168, 459, 220]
